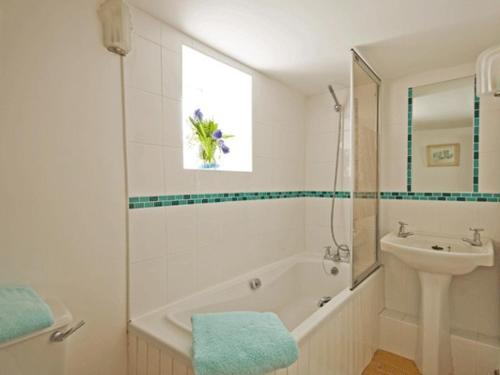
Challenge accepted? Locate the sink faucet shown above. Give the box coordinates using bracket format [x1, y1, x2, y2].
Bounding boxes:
[398, 221, 413, 238]
[462, 228, 484, 246]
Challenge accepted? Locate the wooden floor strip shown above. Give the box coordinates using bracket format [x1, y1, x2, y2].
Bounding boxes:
[362, 350, 421, 375]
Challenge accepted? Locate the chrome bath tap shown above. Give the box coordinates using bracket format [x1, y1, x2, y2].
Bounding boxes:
[462, 228, 484, 246]
[397, 221, 413, 238]
[324, 246, 341, 262]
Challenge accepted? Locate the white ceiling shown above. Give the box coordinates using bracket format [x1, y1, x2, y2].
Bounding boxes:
[129, 0, 500, 95]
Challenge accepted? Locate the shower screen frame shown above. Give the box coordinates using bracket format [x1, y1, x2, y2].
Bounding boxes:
[350, 49, 382, 290]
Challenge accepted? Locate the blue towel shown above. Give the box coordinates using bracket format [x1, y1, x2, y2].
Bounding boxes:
[191, 311, 298, 375]
[0, 286, 54, 344]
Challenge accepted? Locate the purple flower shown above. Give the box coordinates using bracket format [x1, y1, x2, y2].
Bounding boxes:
[212, 129, 222, 139]
[218, 140, 230, 154]
[193, 109, 203, 121]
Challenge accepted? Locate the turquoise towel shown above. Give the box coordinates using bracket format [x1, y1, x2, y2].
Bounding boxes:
[191, 311, 298, 375]
[0, 286, 54, 344]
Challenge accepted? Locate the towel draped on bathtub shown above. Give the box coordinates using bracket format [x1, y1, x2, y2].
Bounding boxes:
[191, 311, 298, 375]
[0, 286, 54, 344]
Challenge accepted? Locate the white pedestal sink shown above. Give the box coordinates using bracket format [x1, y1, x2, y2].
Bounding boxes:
[381, 232, 494, 375]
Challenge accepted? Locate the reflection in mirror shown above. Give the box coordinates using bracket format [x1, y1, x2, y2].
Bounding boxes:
[411, 76, 475, 192]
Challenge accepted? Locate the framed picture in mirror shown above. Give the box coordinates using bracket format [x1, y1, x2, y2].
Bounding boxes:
[426, 143, 460, 167]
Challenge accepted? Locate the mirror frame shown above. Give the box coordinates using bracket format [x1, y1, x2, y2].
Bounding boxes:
[406, 78, 480, 193]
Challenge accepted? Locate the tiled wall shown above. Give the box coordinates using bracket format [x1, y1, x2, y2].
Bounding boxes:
[380, 62, 500, 339]
[304, 90, 352, 255]
[125, 7, 308, 319]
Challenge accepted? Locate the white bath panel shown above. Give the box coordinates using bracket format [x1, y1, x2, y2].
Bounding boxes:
[159, 351, 172, 375]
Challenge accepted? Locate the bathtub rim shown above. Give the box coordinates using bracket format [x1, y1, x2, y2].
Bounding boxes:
[165, 253, 350, 333]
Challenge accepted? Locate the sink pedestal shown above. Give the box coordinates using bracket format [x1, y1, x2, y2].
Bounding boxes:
[416, 271, 453, 375]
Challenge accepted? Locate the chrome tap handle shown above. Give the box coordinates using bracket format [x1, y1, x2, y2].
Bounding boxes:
[469, 228, 484, 232]
[398, 221, 408, 233]
[397, 221, 413, 238]
[50, 320, 85, 342]
[469, 228, 484, 242]
[324, 246, 332, 256]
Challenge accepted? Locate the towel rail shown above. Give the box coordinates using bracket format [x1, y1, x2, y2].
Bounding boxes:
[50, 320, 85, 342]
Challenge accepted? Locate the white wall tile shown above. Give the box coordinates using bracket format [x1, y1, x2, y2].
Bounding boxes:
[166, 251, 196, 302]
[480, 150, 500, 192]
[250, 156, 275, 191]
[451, 336, 477, 375]
[127, 142, 164, 196]
[129, 6, 161, 44]
[196, 204, 222, 248]
[126, 88, 162, 145]
[253, 122, 275, 158]
[129, 208, 167, 262]
[479, 109, 500, 154]
[161, 24, 187, 52]
[130, 257, 167, 318]
[126, 35, 162, 95]
[162, 48, 181, 100]
[436, 201, 479, 236]
[163, 147, 196, 194]
[450, 275, 480, 333]
[306, 161, 334, 191]
[162, 98, 182, 147]
[478, 202, 500, 243]
[306, 131, 336, 163]
[475, 338, 500, 375]
[165, 205, 197, 254]
[196, 171, 252, 193]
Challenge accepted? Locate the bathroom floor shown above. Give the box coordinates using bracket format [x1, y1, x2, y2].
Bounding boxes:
[363, 350, 421, 375]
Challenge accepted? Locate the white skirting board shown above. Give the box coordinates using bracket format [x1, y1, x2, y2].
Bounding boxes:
[128, 270, 384, 375]
[379, 309, 500, 375]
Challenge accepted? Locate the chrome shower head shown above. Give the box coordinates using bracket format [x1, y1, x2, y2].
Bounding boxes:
[328, 85, 342, 112]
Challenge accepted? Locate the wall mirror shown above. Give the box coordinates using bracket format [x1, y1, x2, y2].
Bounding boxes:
[408, 76, 478, 192]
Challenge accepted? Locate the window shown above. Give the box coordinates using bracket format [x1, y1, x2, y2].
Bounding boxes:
[182, 46, 252, 172]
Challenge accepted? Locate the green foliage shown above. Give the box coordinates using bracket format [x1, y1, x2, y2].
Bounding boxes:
[189, 112, 233, 165]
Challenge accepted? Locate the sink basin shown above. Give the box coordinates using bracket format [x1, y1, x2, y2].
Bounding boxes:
[380, 232, 494, 375]
[381, 232, 494, 275]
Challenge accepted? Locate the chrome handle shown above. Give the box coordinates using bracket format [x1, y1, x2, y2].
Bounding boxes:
[469, 228, 484, 232]
[398, 221, 408, 227]
[50, 320, 85, 342]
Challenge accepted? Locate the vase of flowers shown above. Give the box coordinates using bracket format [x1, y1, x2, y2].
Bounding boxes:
[188, 109, 233, 169]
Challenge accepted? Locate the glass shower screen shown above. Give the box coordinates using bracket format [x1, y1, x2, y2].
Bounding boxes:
[350, 51, 381, 289]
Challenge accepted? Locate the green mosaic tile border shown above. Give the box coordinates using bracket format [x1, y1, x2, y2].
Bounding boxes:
[380, 192, 500, 202]
[473, 79, 480, 192]
[128, 191, 351, 209]
[408, 82, 480, 192]
[407, 87, 413, 192]
[129, 190, 500, 209]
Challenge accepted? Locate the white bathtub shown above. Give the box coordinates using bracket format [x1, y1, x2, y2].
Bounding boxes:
[128, 252, 384, 375]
